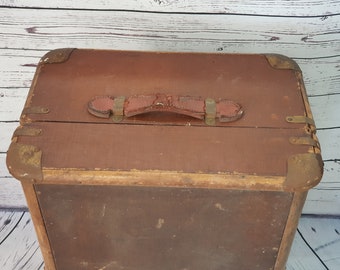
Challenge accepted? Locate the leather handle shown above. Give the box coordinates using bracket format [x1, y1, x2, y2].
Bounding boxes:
[88, 94, 243, 125]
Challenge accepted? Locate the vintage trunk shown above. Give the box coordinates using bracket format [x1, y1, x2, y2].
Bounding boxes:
[6, 49, 323, 270]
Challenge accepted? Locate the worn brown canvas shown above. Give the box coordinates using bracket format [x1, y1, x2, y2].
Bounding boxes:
[7, 49, 323, 270]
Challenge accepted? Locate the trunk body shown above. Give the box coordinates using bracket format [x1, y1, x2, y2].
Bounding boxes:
[7, 49, 323, 270]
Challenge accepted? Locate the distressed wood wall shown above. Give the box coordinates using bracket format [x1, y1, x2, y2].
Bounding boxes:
[0, 1, 339, 215]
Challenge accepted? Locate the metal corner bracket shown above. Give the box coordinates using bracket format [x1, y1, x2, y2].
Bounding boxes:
[40, 48, 76, 64]
[264, 54, 301, 71]
[285, 153, 323, 191]
[6, 142, 43, 182]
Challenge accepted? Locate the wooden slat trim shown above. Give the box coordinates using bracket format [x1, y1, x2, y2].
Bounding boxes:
[42, 168, 286, 191]
[21, 182, 55, 270]
[275, 192, 308, 270]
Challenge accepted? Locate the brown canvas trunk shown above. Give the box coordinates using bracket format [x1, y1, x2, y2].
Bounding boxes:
[7, 49, 323, 270]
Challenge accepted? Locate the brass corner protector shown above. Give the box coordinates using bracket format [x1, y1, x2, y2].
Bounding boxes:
[40, 48, 76, 64]
[285, 153, 323, 191]
[264, 54, 301, 71]
[13, 126, 42, 137]
[6, 142, 43, 182]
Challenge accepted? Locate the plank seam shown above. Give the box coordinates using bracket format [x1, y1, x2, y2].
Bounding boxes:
[296, 228, 330, 269]
[317, 127, 340, 131]
[0, 121, 20, 124]
[323, 159, 340, 162]
[0, 207, 28, 211]
[301, 214, 340, 219]
[309, 93, 340, 98]
[38, 261, 44, 270]
[294, 55, 340, 60]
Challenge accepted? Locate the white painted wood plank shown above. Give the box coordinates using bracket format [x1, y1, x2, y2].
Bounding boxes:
[0, 50, 42, 89]
[287, 230, 327, 270]
[320, 161, 340, 189]
[0, 211, 24, 241]
[304, 161, 340, 215]
[0, 178, 27, 209]
[298, 57, 340, 96]
[0, 151, 27, 209]
[0, 211, 44, 270]
[310, 94, 340, 129]
[0, 88, 29, 121]
[0, 122, 18, 152]
[0, 153, 10, 177]
[317, 129, 340, 161]
[1, 0, 338, 16]
[1, 8, 339, 58]
[297, 216, 340, 270]
[305, 189, 340, 216]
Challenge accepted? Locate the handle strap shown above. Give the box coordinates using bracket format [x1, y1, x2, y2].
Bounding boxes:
[88, 94, 243, 125]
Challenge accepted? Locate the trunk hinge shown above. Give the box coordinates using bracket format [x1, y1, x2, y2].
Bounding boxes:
[286, 115, 316, 134]
[289, 137, 320, 149]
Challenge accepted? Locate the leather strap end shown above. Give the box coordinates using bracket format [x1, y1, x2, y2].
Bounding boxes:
[88, 96, 115, 118]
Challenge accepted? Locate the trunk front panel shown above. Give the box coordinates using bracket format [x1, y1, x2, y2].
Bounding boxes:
[36, 184, 293, 270]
